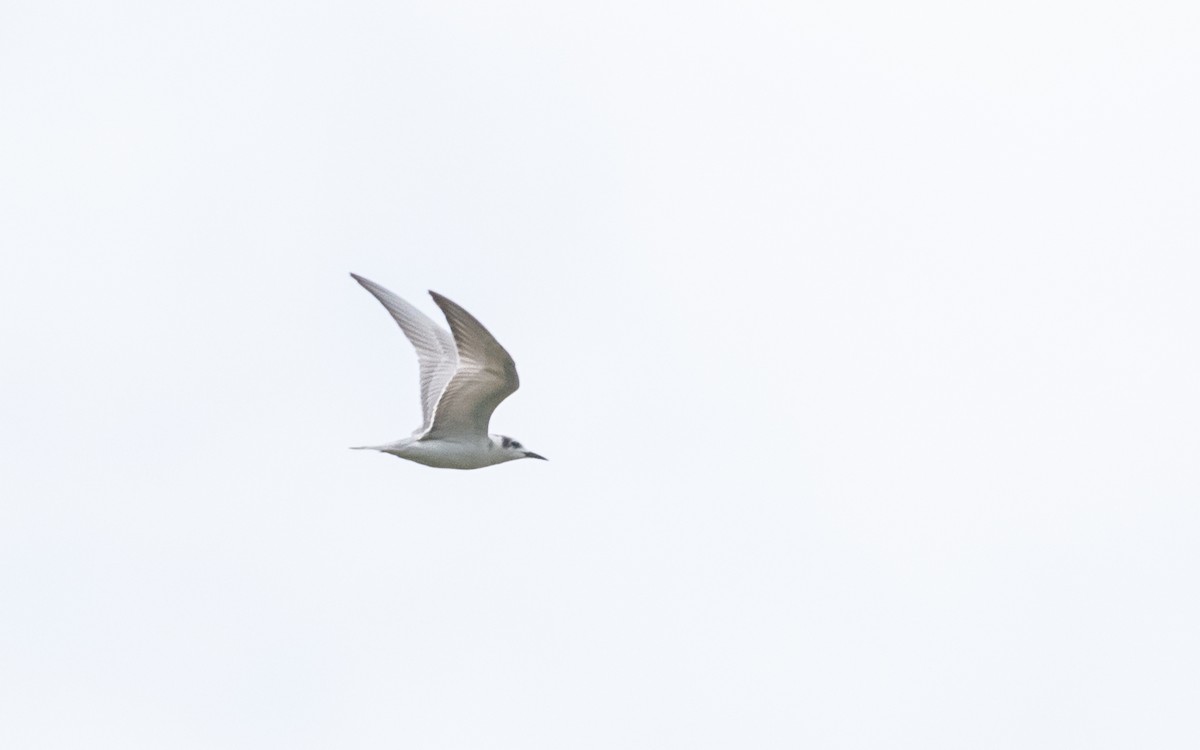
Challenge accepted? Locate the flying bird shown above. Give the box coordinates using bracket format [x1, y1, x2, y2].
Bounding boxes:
[350, 273, 546, 469]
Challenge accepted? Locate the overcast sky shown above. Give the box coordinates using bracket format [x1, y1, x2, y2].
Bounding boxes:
[2, 1, 1198, 748]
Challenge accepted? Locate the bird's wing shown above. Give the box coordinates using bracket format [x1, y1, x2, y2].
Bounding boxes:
[351, 274, 457, 434]
[423, 291, 519, 440]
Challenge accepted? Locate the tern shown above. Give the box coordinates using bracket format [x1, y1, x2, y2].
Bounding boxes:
[350, 273, 546, 469]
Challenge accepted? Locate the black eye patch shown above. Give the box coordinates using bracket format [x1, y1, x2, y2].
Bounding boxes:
[512, 442, 522, 450]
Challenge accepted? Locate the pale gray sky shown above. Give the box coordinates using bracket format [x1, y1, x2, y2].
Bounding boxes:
[2, 1, 1198, 748]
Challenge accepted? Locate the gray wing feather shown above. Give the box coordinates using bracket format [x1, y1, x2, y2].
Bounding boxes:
[351, 274, 457, 434]
[424, 291, 519, 439]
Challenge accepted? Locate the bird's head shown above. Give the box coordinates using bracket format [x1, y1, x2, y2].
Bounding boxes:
[493, 434, 547, 462]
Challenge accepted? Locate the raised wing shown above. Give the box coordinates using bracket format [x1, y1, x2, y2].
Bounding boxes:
[423, 291, 520, 440]
[351, 274, 457, 434]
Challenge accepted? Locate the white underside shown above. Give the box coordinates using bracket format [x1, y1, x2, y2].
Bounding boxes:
[359, 436, 513, 470]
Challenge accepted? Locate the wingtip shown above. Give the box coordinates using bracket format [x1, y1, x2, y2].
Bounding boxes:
[351, 273, 384, 292]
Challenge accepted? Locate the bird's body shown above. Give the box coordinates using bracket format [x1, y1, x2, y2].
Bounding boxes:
[353, 435, 520, 469]
[350, 274, 545, 470]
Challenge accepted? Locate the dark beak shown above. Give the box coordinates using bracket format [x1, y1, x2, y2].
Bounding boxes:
[524, 451, 548, 461]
